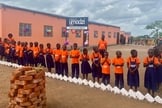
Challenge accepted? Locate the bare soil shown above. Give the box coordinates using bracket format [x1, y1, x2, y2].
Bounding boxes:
[0, 45, 162, 108]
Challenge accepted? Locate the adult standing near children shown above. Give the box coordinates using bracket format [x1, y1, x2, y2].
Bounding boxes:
[7, 33, 15, 45]
[98, 35, 107, 57]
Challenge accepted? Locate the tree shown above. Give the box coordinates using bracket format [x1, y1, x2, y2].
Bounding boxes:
[145, 20, 162, 38]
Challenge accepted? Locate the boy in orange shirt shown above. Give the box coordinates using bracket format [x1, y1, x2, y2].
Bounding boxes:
[70, 43, 80, 78]
[53, 43, 62, 74]
[112, 50, 124, 89]
[101, 51, 111, 85]
[60, 44, 69, 76]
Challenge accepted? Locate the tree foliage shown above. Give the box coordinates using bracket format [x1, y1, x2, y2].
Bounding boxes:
[145, 20, 162, 37]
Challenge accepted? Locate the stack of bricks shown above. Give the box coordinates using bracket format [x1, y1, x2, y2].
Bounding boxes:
[8, 66, 46, 108]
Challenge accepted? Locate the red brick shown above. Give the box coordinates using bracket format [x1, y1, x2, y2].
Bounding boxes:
[25, 70, 37, 76]
[29, 92, 37, 99]
[19, 75, 33, 81]
[32, 78, 42, 84]
[18, 66, 32, 72]
[15, 80, 27, 85]
[20, 101, 32, 107]
[18, 89, 32, 95]
[23, 83, 37, 89]
[15, 97, 27, 103]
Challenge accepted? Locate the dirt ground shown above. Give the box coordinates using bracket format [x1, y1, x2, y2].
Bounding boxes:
[0, 45, 162, 108]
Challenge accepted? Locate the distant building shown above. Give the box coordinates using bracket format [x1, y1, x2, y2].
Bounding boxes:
[0, 4, 130, 47]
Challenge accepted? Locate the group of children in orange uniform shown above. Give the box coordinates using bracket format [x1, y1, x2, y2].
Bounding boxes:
[0, 34, 162, 97]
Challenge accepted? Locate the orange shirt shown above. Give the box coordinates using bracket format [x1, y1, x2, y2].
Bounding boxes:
[45, 48, 53, 54]
[33, 47, 39, 58]
[143, 56, 159, 67]
[98, 40, 107, 50]
[4, 43, 10, 54]
[19, 46, 24, 58]
[127, 57, 140, 68]
[38, 48, 45, 55]
[70, 49, 80, 64]
[159, 57, 162, 64]
[91, 52, 102, 62]
[101, 58, 111, 74]
[28, 46, 34, 54]
[80, 54, 90, 61]
[53, 49, 62, 62]
[60, 50, 69, 63]
[112, 57, 124, 74]
[15, 45, 21, 57]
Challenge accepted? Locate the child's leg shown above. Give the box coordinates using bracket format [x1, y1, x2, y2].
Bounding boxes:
[134, 86, 137, 91]
[115, 74, 119, 87]
[152, 91, 155, 97]
[97, 77, 100, 83]
[147, 89, 150, 94]
[119, 74, 124, 89]
[71, 64, 75, 78]
[93, 77, 95, 82]
[48, 68, 51, 73]
[83, 74, 85, 79]
[85, 74, 88, 80]
[65, 63, 68, 77]
[76, 64, 79, 79]
[102, 74, 105, 84]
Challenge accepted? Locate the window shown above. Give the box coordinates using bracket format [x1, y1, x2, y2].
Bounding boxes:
[19, 23, 32, 36]
[75, 30, 81, 38]
[44, 25, 53, 37]
[108, 32, 111, 38]
[94, 31, 98, 38]
[62, 27, 69, 37]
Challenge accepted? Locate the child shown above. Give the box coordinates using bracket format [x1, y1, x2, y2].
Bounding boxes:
[38, 43, 46, 67]
[101, 51, 111, 85]
[23, 42, 28, 66]
[157, 50, 162, 89]
[127, 49, 140, 91]
[18, 42, 24, 65]
[80, 48, 91, 80]
[60, 44, 69, 76]
[112, 50, 124, 89]
[45, 43, 54, 72]
[143, 48, 159, 97]
[8, 41, 16, 63]
[4, 38, 10, 61]
[28, 42, 34, 66]
[70, 43, 80, 78]
[33, 42, 39, 67]
[91, 46, 102, 83]
[53, 43, 62, 74]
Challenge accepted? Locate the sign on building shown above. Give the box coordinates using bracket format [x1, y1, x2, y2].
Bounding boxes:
[66, 17, 88, 30]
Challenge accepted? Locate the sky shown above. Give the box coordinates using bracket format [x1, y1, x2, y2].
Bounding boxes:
[0, 0, 162, 36]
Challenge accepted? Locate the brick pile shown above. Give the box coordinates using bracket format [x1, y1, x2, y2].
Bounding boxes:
[8, 67, 46, 108]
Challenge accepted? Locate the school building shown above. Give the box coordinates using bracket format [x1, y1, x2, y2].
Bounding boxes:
[0, 3, 131, 48]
